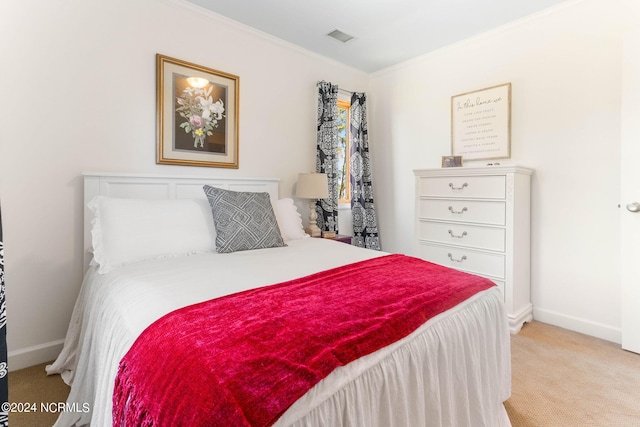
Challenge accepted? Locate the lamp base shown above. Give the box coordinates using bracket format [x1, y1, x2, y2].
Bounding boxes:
[307, 200, 322, 238]
[306, 224, 322, 238]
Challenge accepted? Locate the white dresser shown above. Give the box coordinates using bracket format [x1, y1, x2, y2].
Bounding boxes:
[414, 166, 533, 333]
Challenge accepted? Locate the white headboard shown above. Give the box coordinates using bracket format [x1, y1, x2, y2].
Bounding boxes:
[83, 172, 280, 271]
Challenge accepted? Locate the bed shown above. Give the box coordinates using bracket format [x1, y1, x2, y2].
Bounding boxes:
[47, 172, 512, 427]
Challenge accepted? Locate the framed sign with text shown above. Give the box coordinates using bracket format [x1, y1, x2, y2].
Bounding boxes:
[451, 83, 511, 161]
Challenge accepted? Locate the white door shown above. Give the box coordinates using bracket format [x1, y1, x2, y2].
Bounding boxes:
[620, 22, 640, 354]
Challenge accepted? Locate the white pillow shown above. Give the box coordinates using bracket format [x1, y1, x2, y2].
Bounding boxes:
[273, 198, 308, 242]
[88, 197, 216, 274]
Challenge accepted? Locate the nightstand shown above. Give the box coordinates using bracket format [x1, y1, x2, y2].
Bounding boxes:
[316, 234, 353, 244]
[333, 234, 352, 244]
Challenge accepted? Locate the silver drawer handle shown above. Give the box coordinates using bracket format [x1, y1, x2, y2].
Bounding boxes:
[448, 253, 467, 263]
[448, 230, 467, 239]
[448, 206, 468, 214]
[449, 182, 468, 190]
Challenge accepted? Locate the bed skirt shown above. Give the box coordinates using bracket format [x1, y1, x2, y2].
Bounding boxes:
[274, 288, 511, 427]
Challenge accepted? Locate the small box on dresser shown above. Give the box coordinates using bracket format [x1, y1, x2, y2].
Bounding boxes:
[414, 165, 534, 333]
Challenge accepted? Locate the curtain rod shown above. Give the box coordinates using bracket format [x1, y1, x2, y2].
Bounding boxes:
[316, 81, 357, 95]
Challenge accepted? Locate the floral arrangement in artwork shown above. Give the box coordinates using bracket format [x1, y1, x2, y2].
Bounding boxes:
[176, 84, 225, 148]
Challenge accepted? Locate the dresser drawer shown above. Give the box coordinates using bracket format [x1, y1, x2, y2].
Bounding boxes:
[418, 199, 506, 225]
[418, 220, 505, 252]
[418, 243, 505, 279]
[418, 175, 506, 199]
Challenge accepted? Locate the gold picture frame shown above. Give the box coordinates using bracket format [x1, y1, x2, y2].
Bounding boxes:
[156, 54, 239, 168]
[451, 83, 511, 161]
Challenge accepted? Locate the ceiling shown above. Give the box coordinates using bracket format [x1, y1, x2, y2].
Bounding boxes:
[186, 0, 570, 73]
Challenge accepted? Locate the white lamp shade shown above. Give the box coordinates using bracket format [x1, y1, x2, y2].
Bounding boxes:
[296, 173, 329, 199]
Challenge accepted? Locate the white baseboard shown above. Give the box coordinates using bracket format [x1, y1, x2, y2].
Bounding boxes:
[8, 339, 64, 372]
[533, 307, 621, 344]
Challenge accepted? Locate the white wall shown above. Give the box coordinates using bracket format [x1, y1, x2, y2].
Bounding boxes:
[0, 0, 368, 370]
[368, 0, 626, 342]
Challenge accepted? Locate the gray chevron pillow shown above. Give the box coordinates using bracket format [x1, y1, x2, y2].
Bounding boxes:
[203, 185, 286, 253]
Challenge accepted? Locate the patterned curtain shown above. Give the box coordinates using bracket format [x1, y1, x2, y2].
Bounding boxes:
[0, 204, 7, 427]
[315, 81, 339, 233]
[350, 93, 380, 250]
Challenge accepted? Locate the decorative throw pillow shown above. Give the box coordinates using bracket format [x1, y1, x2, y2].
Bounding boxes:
[203, 185, 286, 253]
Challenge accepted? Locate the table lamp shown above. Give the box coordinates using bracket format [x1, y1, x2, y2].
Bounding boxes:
[295, 172, 329, 237]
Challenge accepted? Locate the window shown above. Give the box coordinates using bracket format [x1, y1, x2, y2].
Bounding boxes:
[336, 99, 351, 204]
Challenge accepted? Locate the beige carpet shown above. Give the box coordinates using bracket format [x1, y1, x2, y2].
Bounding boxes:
[505, 321, 640, 426]
[8, 361, 70, 427]
[7, 321, 640, 426]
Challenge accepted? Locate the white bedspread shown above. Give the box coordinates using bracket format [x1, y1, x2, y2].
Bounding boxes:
[47, 238, 511, 427]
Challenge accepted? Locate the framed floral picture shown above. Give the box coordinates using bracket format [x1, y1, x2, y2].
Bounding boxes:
[156, 54, 239, 168]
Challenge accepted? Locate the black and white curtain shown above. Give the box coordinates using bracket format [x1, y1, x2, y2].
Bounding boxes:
[350, 93, 380, 250]
[316, 81, 339, 233]
[0, 204, 7, 427]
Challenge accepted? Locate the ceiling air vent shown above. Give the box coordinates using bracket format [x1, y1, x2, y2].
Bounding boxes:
[327, 29, 355, 43]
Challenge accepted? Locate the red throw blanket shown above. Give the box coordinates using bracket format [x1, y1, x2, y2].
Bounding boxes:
[113, 254, 494, 427]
